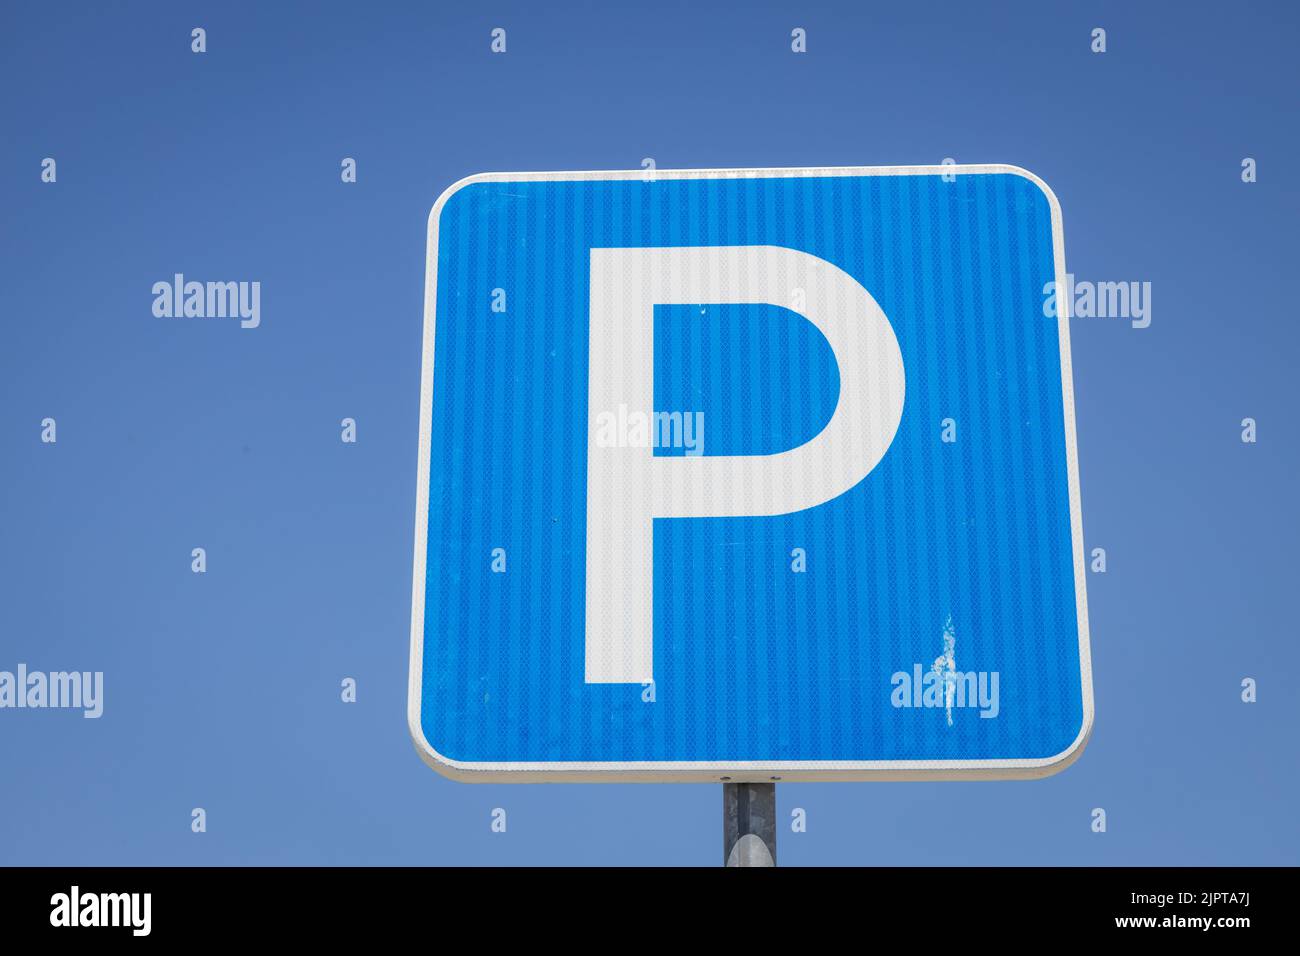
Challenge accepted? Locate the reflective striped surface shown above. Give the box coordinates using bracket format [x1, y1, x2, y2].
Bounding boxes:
[412, 167, 1090, 774]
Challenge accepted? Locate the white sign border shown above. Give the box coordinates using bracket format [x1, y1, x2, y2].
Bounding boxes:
[408, 164, 1093, 783]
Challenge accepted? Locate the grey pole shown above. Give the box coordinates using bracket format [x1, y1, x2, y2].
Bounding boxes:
[722, 782, 777, 866]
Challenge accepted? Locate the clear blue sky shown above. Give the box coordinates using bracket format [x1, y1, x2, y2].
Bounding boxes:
[1, 0, 1296, 865]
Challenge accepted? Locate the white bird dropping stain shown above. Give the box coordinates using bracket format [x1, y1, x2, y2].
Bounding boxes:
[932, 615, 958, 727]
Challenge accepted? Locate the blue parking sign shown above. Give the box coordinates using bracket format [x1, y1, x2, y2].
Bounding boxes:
[408, 165, 1093, 781]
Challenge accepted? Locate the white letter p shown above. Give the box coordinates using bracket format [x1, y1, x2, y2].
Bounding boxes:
[586, 246, 905, 683]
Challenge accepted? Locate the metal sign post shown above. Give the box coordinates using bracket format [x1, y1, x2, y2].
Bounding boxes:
[723, 783, 777, 867]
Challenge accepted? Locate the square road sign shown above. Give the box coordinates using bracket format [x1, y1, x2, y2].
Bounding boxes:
[408, 165, 1093, 782]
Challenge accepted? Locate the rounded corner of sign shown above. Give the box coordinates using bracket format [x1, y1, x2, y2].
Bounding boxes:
[426, 171, 496, 241]
[1028, 709, 1095, 780]
[991, 164, 1065, 221]
[407, 709, 475, 783]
